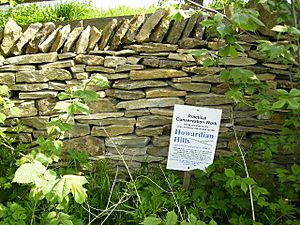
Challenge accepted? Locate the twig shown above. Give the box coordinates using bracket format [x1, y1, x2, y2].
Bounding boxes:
[160, 165, 184, 221]
[87, 194, 130, 225]
[102, 126, 142, 204]
[186, 0, 230, 21]
[233, 127, 256, 224]
[105, 164, 119, 210]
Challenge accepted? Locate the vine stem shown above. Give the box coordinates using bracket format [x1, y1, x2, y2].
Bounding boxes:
[30, 198, 38, 225]
[233, 127, 256, 224]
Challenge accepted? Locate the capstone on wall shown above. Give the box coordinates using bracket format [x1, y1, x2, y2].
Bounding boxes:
[0, 8, 299, 168]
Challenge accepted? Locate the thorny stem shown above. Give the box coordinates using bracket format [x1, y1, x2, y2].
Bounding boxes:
[233, 128, 256, 224]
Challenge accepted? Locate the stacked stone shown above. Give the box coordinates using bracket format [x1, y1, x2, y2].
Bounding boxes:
[0, 9, 299, 168]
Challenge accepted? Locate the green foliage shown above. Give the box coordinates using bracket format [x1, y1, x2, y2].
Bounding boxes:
[0, 1, 156, 27]
[0, 202, 28, 225]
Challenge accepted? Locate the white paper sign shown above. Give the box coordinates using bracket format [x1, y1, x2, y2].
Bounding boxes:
[167, 105, 222, 171]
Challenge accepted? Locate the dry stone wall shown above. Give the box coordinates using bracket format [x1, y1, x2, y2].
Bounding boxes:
[0, 9, 299, 168]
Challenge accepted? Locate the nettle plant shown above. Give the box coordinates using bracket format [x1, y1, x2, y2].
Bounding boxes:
[0, 75, 109, 224]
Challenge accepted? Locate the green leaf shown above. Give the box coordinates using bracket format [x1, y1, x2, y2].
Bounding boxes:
[287, 99, 299, 109]
[73, 101, 90, 114]
[243, 177, 256, 185]
[63, 175, 88, 204]
[57, 212, 73, 225]
[289, 88, 300, 97]
[166, 211, 178, 225]
[141, 215, 162, 225]
[201, 19, 215, 27]
[241, 182, 248, 193]
[73, 90, 98, 102]
[58, 92, 72, 100]
[0, 112, 6, 124]
[44, 169, 57, 181]
[225, 168, 235, 178]
[216, 22, 232, 38]
[54, 177, 72, 203]
[264, 148, 272, 160]
[272, 99, 287, 109]
[203, 58, 215, 68]
[13, 161, 46, 184]
[229, 45, 238, 58]
[291, 164, 300, 175]
[214, 14, 223, 22]
[54, 101, 71, 113]
[271, 25, 288, 33]
[290, 27, 300, 36]
[209, 219, 217, 225]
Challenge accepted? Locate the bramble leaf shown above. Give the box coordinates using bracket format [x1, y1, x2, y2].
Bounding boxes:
[225, 168, 235, 178]
[141, 215, 162, 225]
[166, 211, 177, 225]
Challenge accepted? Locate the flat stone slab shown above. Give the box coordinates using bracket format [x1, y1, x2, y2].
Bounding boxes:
[182, 66, 222, 75]
[0, 72, 15, 84]
[75, 112, 124, 120]
[110, 19, 130, 50]
[136, 126, 164, 136]
[26, 22, 56, 54]
[99, 19, 118, 50]
[91, 125, 134, 137]
[12, 22, 43, 55]
[38, 25, 62, 53]
[116, 97, 184, 110]
[11, 83, 48, 91]
[0, 65, 36, 71]
[185, 94, 234, 106]
[135, 9, 167, 43]
[112, 79, 168, 90]
[130, 69, 187, 80]
[168, 53, 195, 62]
[75, 54, 104, 65]
[86, 66, 115, 73]
[127, 43, 178, 53]
[19, 91, 58, 99]
[145, 87, 187, 98]
[38, 60, 74, 70]
[105, 135, 150, 147]
[16, 69, 72, 83]
[136, 115, 172, 128]
[123, 15, 145, 45]
[168, 82, 211, 93]
[63, 26, 84, 52]
[75, 25, 90, 54]
[223, 57, 257, 66]
[5, 52, 58, 65]
[106, 89, 145, 100]
[64, 136, 105, 156]
[21, 116, 49, 129]
[104, 56, 127, 67]
[1, 18, 22, 56]
[77, 117, 136, 126]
